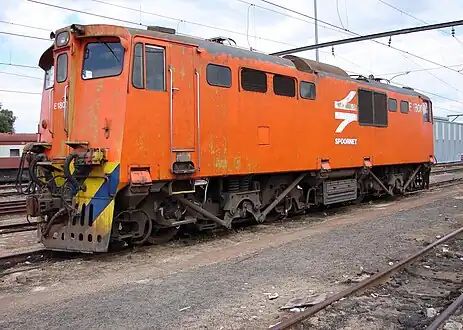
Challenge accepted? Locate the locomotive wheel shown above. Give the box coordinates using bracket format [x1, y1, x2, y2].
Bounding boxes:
[353, 181, 365, 205]
[116, 209, 152, 246]
[147, 224, 179, 245]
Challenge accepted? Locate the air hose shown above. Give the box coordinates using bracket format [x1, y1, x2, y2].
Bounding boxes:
[64, 153, 82, 191]
[28, 153, 47, 188]
[42, 207, 68, 238]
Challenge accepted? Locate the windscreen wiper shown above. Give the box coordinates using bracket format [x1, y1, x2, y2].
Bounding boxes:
[97, 39, 120, 63]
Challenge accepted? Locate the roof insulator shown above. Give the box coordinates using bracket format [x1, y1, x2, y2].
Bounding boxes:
[147, 26, 176, 34]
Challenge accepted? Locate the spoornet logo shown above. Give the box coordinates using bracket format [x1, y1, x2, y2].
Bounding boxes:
[334, 91, 358, 134]
[335, 138, 357, 145]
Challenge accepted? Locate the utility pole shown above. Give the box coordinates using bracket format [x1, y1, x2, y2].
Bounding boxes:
[314, 0, 319, 61]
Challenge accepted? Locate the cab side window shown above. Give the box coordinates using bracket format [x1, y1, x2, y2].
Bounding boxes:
[132, 43, 166, 91]
[132, 43, 144, 89]
[146, 45, 165, 91]
[400, 101, 409, 114]
[388, 98, 397, 112]
[300, 81, 316, 99]
[56, 53, 68, 83]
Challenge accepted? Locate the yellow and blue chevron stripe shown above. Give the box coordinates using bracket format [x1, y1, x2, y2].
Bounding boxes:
[73, 162, 120, 245]
[39, 160, 123, 252]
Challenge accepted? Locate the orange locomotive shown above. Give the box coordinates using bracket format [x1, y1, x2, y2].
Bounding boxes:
[21, 24, 434, 252]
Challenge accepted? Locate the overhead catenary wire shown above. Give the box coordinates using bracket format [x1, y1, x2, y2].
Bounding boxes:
[0, 17, 369, 78]
[0, 89, 41, 95]
[238, 0, 463, 96]
[260, 0, 463, 76]
[336, 0, 346, 29]
[27, 0, 460, 81]
[0, 62, 41, 70]
[376, 0, 463, 46]
[0, 31, 50, 41]
[397, 53, 463, 94]
[0, 71, 42, 80]
[269, 18, 463, 64]
[376, 63, 463, 76]
[234, 0, 353, 36]
[434, 106, 463, 114]
[11, 0, 463, 115]
[0, 20, 51, 32]
[89, 0, 296, 47]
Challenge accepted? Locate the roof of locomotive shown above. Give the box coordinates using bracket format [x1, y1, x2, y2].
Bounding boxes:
[126, 27, 297, 68]
[125, 26, 429, 100]
[41, 24, 429, 100]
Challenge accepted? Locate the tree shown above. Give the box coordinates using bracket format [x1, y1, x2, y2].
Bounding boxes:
[0, 103, 16, 133]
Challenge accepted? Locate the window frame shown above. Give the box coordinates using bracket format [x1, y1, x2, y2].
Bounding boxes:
[272, 74, 296, 97]
[240, 67, 267, 93]
[145, 44, 166, 92]
[357, 88, 388, 127]
[206, 63, 232, 88]
[56, 53, 68, 83]
[423, 99, 433, 123]
[81, 41, 125, 81]
[388, 98, 397, 112]
[132, 42, 145, 89]
[9, 148, 20, 157]
[300, 81, 316, 100]
[373, 91, 388, 127]
[400, 100, 409, 114]
[44, 66, 54, 90]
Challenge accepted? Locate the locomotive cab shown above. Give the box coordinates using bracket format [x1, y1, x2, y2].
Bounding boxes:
[22, 25, 131, 252]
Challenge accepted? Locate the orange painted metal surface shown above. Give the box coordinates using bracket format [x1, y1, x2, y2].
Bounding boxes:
[37, 24, 434, 189]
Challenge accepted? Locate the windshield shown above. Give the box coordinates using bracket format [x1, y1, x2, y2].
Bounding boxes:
[82, 42, 124, 80]
[44, 66, 54, 89]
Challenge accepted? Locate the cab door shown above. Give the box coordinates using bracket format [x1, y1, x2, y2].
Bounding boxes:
[129, 37, 199, 176]
[51, 47, 71, 156]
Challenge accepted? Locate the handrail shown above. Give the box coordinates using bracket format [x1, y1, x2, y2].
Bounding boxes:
[63, 84, 69, 137]
[195, 69, 201, 171]
[169, 65, 174, 166]
[48, 89, 54, 136]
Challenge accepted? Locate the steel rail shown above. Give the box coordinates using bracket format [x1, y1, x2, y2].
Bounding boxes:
[269, 226, 463, 330]
[0, 200, 27, 215]
[426, 292, 463, 330]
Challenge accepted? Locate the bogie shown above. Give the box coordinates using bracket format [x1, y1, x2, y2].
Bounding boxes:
[109, 163, 430, 246]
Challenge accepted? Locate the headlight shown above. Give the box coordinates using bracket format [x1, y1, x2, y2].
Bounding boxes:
[56, 31, 70, 47]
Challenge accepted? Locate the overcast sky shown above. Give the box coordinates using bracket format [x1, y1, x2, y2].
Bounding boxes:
[1, 0, 463, 132]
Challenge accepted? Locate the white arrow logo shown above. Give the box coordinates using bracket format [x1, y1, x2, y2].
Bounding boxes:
[335, 112, 357, 133]
[334, 91, 358, 133]
[334, 91, 357, 111]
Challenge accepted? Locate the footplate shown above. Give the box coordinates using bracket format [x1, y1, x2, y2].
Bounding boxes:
[41, 197, 115, 252]
[39, 162, 120, 253]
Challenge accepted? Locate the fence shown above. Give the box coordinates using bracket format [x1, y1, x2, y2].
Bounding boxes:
[433, 116, 463, 163]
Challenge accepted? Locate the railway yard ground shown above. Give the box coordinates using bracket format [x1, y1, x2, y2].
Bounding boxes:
[0, 167, 462, 329]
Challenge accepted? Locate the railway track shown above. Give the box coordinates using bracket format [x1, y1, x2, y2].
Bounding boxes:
[0, 183, 27, 197]
[0, 200, 27, 215]
[270, 226, 463, 330]
[1, 164, 463, 267]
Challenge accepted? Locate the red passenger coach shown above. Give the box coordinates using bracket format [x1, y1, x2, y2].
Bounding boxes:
[0, 133, 38, 183]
